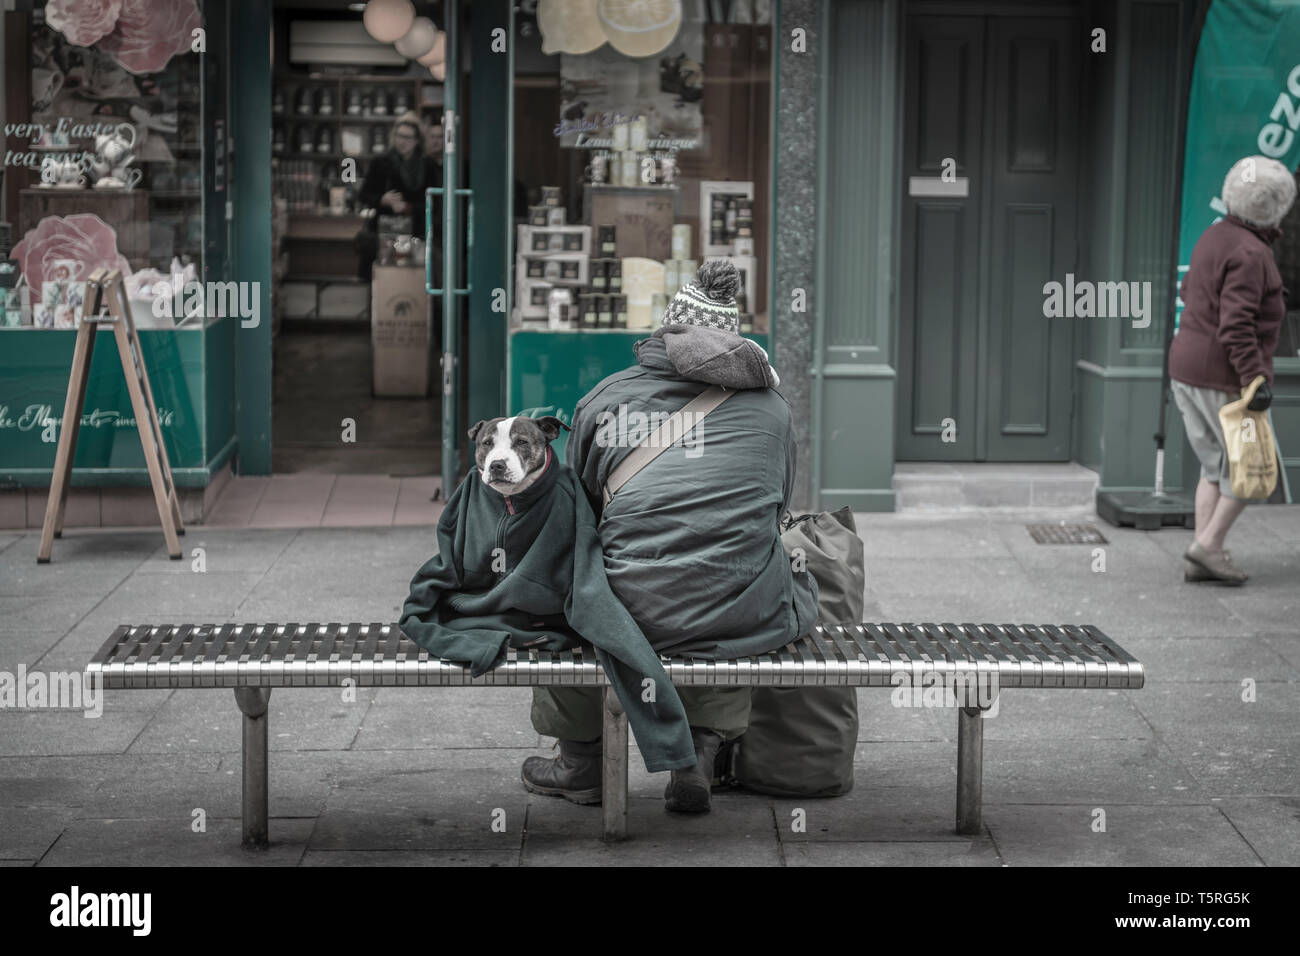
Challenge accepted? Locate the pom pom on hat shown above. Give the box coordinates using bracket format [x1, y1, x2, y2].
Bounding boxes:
[697, 259, 741, 303]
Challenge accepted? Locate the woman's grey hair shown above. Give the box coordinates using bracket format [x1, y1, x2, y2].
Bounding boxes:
[1221, 155, 1298, 228]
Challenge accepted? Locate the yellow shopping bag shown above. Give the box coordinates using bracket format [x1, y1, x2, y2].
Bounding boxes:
[1218, 375, 1278, 501]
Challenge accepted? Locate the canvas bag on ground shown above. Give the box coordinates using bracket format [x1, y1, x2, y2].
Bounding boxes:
[1218, 375, 1279, 501]
[728, 506, 865, 798]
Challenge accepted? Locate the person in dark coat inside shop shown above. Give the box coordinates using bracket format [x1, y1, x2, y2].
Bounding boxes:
[1168, 154, 1297, 584]
[356, 111, 442, 282]
[520, 261, 820, 814]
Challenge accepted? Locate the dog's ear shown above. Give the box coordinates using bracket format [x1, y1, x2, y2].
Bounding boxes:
[467, 420, 488, 443]
[535, 416, 571, 442]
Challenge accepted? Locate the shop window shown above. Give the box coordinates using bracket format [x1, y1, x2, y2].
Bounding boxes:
[4, 0, 214, 331]
[512, 2, 772, 335]
[2, 1, 233, 484]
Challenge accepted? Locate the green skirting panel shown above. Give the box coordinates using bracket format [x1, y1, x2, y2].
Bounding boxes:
[1076, 361, 1188, 493]
[818, 365, 895, 512]
[509, 330, 768, 466]
[0, 318, 236, 488]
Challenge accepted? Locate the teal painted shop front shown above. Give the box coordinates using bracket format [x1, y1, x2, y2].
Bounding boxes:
[0, 318, 235, 487]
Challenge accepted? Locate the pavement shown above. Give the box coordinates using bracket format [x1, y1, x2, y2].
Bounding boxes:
[0, 505, 1297, 867]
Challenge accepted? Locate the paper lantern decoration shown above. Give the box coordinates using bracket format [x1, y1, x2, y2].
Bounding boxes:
[536, 0, 606, 55]
[363, 0, 415, 43]
[429, 61, 446, 82]
[596, 0, 682, 57]
[417, 32, 446, 67]
[394, 16, 438, 59]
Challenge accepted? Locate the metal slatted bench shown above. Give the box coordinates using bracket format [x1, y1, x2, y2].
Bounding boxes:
[88, 622, 1144, 846]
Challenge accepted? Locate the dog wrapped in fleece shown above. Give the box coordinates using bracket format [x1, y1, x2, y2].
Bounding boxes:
[399, 414, 695, 773]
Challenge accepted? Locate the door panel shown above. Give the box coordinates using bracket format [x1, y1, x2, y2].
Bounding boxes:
[983, 16, 1078, 459]
[897, 16, 985, 461]
[898, 11, 1079, 462]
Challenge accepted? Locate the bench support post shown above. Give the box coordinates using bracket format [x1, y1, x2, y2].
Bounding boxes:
[956, 705, 985, 835]
[235, 687, 272, 849]
[601, 686, 628, 843]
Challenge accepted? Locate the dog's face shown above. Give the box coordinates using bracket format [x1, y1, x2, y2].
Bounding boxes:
[468, 415, 569, 496]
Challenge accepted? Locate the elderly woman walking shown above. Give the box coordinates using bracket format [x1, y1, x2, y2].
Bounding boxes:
[1169, 155, 1296, 584]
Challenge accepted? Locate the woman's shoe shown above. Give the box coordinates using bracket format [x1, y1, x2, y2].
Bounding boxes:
[1184, 541, 1247, 585]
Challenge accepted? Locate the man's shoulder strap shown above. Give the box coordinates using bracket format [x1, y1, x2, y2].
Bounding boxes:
[601, 385, 733, 506]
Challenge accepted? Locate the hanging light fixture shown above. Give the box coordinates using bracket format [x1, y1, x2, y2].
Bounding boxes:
[394, 16, 439, 59]
[417, 31, 446, 67]
[362, 0, 416, 43]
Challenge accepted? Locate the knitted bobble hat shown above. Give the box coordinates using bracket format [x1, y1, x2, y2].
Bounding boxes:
[662, 259, 740, 333]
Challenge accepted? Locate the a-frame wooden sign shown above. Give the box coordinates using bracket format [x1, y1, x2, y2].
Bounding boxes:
[38, 268, 184, 562]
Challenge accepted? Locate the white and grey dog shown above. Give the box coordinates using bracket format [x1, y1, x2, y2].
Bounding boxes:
[468, 415, 569, 497]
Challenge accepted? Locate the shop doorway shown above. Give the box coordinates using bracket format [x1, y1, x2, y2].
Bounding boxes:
[896, 10, 1081, 461]
[267, 0, 446, 477]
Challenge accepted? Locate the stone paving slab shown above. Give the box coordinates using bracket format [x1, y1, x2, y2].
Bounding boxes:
[352, 687, 540, 750]
[0, 807, 80, 861]
[301, 849, 518, 866]
[0, 709, 155, 758]
[79, 753, 328, 822]
[38, 818, 314, 867]
[135, 529, 298, 576]
[1129, 682, 1300, 796]
[308, 766, 529, 852]
[1214, 796, 1300, 866]
[1263, 632, 1300, 670]
[985, 804, 1264, 867]
[521, 795, 783, 866]
[125, 687, 378, 756]
[785, 840, 1001, 866]
[982, 737, 1209, 804]
[1120, 635, 1299, 682]
[770, 787, 969, 843]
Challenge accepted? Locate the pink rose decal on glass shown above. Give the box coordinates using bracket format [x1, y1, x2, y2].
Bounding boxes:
[97, 0, 202, 75]
[11, 214, 131, 305]
[45, 0, 123, 49]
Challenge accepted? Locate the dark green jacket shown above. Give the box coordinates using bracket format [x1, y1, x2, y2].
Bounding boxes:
[398, 448, 695, 773]
[567, 327, 819, 658]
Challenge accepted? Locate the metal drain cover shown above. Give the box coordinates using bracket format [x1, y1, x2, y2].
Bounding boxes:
[1026, 522, 1108, 545]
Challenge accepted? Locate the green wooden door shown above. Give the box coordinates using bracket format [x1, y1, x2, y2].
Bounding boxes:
[898, 11, 1080, 461]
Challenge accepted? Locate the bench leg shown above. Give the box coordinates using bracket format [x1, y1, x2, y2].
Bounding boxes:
[601, 686, 628, 843]
[956, 705, 984, 835]
[235, 687, 271, 849]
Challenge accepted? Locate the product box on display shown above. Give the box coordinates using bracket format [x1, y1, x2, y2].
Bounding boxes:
[517, 224, 591, 257]
[516, 254, 588, 288]
[371, 265, 431, 397]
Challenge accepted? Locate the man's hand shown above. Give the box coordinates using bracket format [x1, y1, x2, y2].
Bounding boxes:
[382, 190, 410, 214]
[1247, 381, 1272, 412]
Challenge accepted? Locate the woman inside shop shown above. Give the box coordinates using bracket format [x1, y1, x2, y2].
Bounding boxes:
[356, 111, 442, 282]
[1168, 154, 1296, 585]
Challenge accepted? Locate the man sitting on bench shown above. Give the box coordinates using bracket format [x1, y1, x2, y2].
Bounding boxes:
[522, 261, 819, 813]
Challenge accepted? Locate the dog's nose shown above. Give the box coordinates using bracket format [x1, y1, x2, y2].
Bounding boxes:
[488, 461, 507, 476]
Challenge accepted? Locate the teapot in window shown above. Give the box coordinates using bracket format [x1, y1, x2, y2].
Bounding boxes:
[89, 123, 137, 183]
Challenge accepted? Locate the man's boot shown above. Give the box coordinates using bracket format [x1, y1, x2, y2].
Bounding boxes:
[521, 739, 602, 805]
[665, 727, 723, 814]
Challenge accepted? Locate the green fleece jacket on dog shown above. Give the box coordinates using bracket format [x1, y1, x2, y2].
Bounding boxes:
[399, 448, 695, 773]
